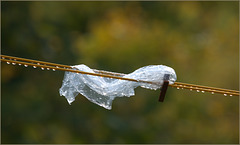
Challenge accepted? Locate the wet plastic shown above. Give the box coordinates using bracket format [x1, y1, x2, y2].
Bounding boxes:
[59, 64, 177, 110]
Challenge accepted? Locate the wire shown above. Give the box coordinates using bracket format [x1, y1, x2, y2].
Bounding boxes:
[1, 55, 239, 97]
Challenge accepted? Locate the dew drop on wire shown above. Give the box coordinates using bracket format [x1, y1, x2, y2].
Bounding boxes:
[197, 90, 200, 92]
[12, 62, 16, 65]
[201, 91, 205, 93]
[33, 66, 37, 68]
[24, 64, 28, 67]
[6, 62, 10, 64]
[190, 89, 192, 91]
[230, 94, 233, 97]
[52, 69, 56, 71]
[224, 94, 227, 96]
[41, 67, 45, 70]
[47, 68, 50, 70]
[211, 92, 214, 94]
[177, 87, 180, 89]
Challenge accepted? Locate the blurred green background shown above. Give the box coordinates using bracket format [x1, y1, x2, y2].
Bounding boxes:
[1, 1, 239, 144]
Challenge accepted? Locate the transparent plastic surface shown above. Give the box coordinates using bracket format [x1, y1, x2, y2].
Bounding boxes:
[59, 64, 177, 110]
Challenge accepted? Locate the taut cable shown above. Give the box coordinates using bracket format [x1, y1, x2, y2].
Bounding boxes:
[1, 55, 239, 96]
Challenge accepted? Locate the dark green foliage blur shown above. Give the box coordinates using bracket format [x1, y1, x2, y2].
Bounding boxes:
[1, 1, 239, 144]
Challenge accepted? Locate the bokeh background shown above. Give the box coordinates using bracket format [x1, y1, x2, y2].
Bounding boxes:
[1, 1, 239, 144]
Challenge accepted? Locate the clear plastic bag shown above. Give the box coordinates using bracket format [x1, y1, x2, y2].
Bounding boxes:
[59, 64, 177, 110]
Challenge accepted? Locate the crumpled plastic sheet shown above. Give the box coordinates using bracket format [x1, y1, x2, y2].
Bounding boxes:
[59, 64, 177, 110]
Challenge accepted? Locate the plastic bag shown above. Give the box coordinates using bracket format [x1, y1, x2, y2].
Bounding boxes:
[59, 64, 177, 110]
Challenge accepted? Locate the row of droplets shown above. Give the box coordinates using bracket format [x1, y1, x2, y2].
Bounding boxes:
[1, 56, 238, 97]
[2, 57, 123, 80]
[3, 57, 59, 72]
[175, 84, 233, 97]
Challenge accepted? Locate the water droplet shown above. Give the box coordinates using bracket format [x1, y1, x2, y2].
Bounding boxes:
[24, 64, 28, 67]
[6, 62, 10, 64]
[201, 91, 205, 93]
[56, 66, 59, 68]
[12, 62, 16, 65]
[18, 63, 22, 66]
[224, 94, 227, 96]
[47, 68, 50, 70]
[190, 89, 193, 91]
[177, 87, 180, 89]
[197, 90, 200, 92]
[37, 63, 40, 65]
[230, 94, 232, 97]
[41, 67, 45, 70]
[211, 92, 215, 94]
[33, 66, 37, 68]
[52, 69, 56, 71]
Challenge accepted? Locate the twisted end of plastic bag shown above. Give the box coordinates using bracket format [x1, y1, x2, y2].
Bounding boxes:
[59, 65, 177, 110]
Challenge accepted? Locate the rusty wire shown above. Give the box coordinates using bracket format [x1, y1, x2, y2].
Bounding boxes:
[1, 54, 239, 96]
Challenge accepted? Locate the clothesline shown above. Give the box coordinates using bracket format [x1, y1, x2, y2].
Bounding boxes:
[1, 54, 239, 96]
